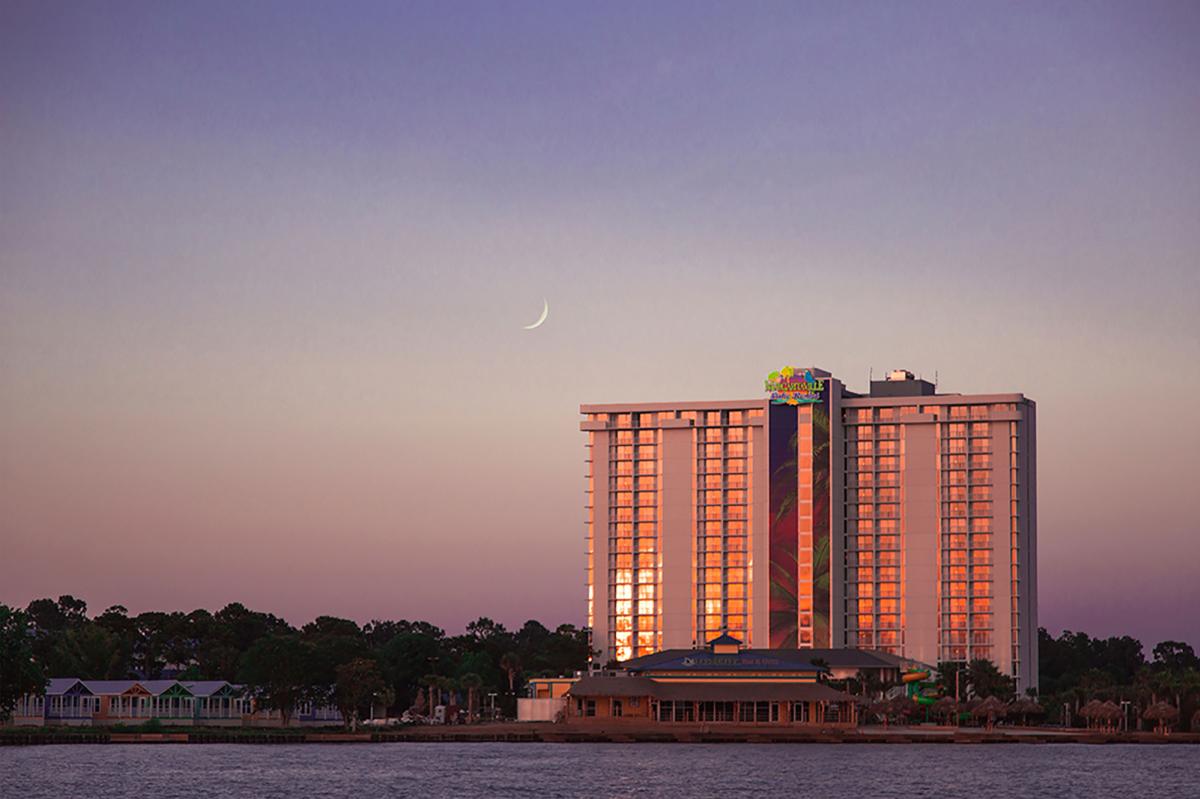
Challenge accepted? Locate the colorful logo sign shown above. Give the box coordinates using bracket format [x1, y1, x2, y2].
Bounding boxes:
[765, 366, 824, 405]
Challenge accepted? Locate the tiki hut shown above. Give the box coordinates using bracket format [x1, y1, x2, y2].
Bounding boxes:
[933, 696, 962, 726]
[972, 696, 1008, 730]
[1078, 699, 1104, 729]
[1008, 697, 1044, 727]
[1143, 701, 1179, 735]
[869, 696, 913, 727]
[1099, 701, 1123, 732]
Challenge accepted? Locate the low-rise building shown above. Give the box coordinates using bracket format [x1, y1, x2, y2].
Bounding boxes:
[6, 678, 342, 727]
[565, 635, 860, 725]
[517, 677, 575, 722]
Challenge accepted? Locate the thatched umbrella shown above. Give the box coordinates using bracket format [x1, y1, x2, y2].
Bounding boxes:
[1101, 701, 1123, 731]
[1008, 697, 1044, 727]
[1078, 699, 1104, 730]
[933, 696, 962, 726]
[972, 696, 1007, 730]
[1097, 701, 1122, 732]
[1143, 701, 1179, 735]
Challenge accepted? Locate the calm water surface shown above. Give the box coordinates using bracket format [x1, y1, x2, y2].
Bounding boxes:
[2, 742, 1197, 798]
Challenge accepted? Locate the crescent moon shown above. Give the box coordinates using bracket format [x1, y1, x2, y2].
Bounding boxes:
[523, 298, 549, 330]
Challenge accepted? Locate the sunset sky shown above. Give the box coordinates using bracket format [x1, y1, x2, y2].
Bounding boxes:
[2, 2, 1198, 647]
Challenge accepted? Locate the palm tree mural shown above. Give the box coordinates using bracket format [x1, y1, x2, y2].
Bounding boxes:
[769, 421, 800, 648]
[769, 401, 832, 648]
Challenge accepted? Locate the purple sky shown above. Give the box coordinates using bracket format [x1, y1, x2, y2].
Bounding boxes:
[2, 2, 1198, 647]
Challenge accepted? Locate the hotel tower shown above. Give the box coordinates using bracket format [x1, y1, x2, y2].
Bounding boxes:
[581, 367, 1038, 692]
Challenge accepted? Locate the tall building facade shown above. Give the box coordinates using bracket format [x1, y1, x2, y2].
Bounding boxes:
[581, 367, 1038, 692]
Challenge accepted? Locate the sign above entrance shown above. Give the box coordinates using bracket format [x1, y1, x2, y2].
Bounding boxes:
[765, 367, 824, 405]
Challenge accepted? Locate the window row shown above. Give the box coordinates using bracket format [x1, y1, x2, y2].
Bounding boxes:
[593, 409, 762, 428]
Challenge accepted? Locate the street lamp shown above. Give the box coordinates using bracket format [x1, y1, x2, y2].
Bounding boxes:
[487, 692, 498, 721]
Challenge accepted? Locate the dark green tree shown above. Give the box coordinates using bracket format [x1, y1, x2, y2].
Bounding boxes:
[379, 631, 442, 711]
[459, 672, 483, 722]
[49, 623, 127, 679]
[499, 651, 522, 693]
[25, 596, 88, 666]
[1, 605, 47, 721]
[966, 658, 1015, 701]
[1152, 641, 1199, 672]
[237, 635, 316, 726]
[334, 657, 389, 730]
[302, 616, 368, 692]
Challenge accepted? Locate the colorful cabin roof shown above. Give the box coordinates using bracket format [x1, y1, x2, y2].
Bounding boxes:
[81, 680, 150, 696]
[140, 680, 194, 697]
[40, 678, 250, 699]
[45, 678, 91, 696]
[181, 681, 241, 698]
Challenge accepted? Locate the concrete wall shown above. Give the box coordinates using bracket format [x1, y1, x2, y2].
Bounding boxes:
[1018, 402, 1039, 693]
[517, 697, 566, 722]
[660, 426, 695, 650]
[592, 429, 611, 663]
[990, 422, 1015, 680]
[901, 423, 939, 669]
[750, 414, 770, 648]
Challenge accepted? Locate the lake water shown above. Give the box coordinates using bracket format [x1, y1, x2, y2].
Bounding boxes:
[2, 742, 1197, 798]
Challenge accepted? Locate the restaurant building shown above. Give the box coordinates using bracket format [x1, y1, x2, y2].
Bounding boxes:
[581, 367, 1038, 691]
[566, 634, 858, 725]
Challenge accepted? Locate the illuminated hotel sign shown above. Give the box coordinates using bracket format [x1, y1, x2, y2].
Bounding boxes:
[765, 366, 824, 405]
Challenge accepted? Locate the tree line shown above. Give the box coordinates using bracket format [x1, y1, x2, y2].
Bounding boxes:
[1036, 628, 1200, 730]
[0, 596, 590, 727]
[2, 596, 1198, 731]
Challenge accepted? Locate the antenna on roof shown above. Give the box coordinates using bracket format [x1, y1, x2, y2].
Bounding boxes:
[869, 367, 873, 384]
[934, 370, 939, 389]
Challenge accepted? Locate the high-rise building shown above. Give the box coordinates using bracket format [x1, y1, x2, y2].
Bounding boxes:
[581, 367, 1038, 692]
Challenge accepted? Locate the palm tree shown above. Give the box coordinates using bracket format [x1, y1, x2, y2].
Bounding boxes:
[410, 687, 427, 718]
[460, 673, 483, 723]
[438, 676, 458, 722]
[500, 652, 522, 693]
[420, 674, 440, 718]
[861, 671, 886, 701]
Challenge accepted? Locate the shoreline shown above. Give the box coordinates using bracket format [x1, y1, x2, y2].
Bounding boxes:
[3, 724, 1198, 746]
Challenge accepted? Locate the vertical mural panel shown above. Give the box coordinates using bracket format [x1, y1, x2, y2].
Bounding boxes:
[769, 403, 798, 648]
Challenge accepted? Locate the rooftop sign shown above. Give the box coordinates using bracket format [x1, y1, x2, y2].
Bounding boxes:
[765, 367, 824, 405]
